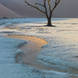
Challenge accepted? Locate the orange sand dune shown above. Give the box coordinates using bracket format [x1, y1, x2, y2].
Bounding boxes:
[6, 35, 51, 70]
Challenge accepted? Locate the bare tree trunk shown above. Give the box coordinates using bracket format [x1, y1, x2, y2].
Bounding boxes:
[47, 17, 52, 26]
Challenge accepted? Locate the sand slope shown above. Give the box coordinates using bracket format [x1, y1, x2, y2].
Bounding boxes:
[0, 3, 21, 18]
[0, 0, 41, 18]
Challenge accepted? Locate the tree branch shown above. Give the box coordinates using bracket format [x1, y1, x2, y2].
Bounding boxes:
[50, 0, 61, 17]
[51, 0, 61, 12]
[35, 3, 44, 8]
[43, 0, 48, 18]
[48, 0, 51, 12]
[25, 0, 45, 14]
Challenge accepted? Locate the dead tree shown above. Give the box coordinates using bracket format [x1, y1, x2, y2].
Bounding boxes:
[25, 0, 61, 26]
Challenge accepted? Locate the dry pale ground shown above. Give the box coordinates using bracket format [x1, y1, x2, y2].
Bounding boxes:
[0, 18, 78, 78]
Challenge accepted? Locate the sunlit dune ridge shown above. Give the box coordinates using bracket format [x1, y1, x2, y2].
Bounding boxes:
[7, 35, 48, 47]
